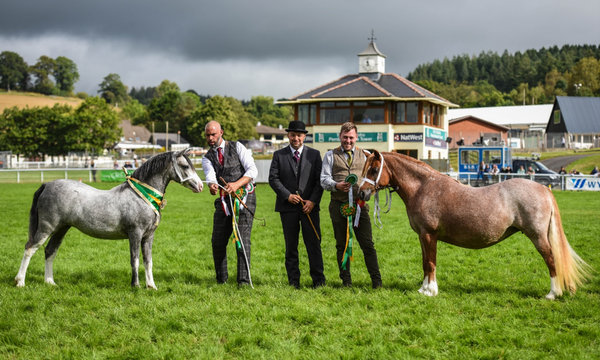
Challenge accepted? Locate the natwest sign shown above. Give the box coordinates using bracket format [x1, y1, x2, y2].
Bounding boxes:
[394, 133, 423, 142]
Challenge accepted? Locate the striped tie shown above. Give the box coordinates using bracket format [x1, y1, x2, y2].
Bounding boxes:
[345, 150, 352, 166]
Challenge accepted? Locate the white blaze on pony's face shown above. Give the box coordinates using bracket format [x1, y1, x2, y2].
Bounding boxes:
[358, 150, 387, 201]
[174, 150, 203, 193]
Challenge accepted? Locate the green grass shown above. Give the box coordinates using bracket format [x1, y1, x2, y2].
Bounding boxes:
[566, 154, 600, 174]
[1, 183, 599, 359]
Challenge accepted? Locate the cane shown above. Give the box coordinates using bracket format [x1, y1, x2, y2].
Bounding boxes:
[296, 191, 320, 241]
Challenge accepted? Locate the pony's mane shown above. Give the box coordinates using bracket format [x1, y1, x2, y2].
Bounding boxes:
[362, 151, 438, 178]
[131, 152, 174, 181]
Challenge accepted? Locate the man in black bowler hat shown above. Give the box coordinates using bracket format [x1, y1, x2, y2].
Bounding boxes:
[268, 120, 325, 288]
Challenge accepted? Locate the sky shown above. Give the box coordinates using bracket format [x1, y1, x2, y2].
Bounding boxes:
[1, 0, 599, 101]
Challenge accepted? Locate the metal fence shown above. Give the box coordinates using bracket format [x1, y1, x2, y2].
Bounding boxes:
[450, 173, 600, 191]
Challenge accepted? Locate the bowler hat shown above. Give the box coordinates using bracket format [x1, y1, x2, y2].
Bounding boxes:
[285, 120, 308, 134]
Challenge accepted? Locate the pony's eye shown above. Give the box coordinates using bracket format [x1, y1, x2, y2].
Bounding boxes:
[181, 165, 189, 170]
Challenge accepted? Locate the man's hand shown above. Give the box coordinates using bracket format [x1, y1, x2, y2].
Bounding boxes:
[287, 194, 302, 205]
[335, 181, 351, 192]
[302, 200, 314, 214]
[209, 183, 219, 195]
[224, 180, 243, 194]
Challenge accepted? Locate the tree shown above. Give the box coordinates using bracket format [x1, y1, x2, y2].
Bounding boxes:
[569, 57, 600, 96]
[0, 51, 29, 92]
[30, 56, 56, 95]
[120, 99, 146, 122]
[0, 106, 48, 158]
[69, 97, 122, 152]
[145, 87, 200, 133]
[247, 95, 292, 128]
[54, 56, 79, 95]
[224, 97, 258, 140]
[186, 95, 238, 147]
[98, 73, 130, 105]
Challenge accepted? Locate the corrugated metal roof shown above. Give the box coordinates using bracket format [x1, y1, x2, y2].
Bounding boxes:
[448, 105, 553, 127]
[555, 96, 600, 133]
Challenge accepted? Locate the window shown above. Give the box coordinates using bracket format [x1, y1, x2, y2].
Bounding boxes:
[483, 150, 501, 165]
[320, 108, 351, 124]
[394, 149, 418, 159]
[395, 103, 406, 123]
[554, 110, 561, 124]
[423, 104, 431, 124]
[309, 105, 317, 125]
[461, 150, 479, 165]
[406, 102, 418, 123]
[316, 101, 385, 124]
[433, 106, 440, 127]
[298, 105, 309, 124]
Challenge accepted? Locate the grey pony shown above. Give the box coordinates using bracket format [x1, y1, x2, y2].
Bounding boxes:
[15, 149, 203, 289]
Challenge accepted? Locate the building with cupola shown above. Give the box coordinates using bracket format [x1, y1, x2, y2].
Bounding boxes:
[278, 37, 457, 160]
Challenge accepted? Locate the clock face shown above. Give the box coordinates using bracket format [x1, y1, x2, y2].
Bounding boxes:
[361, 57, 376, 72]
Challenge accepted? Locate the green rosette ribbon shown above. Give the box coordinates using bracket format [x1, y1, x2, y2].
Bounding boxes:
[340, 201, 357, 270]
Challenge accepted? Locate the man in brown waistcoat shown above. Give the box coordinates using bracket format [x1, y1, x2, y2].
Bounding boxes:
[320, 122, 382, 288]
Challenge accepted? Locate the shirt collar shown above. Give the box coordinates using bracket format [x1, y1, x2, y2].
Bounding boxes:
[290, 144, 304, 155]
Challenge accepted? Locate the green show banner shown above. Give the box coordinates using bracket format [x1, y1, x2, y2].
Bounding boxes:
[100, 169, 134, 182]
[425, 127, 447, 140]
[315, 132, 388, 143]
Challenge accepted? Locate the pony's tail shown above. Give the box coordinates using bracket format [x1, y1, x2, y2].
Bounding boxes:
[548, 197, 593, 295]
[28, 184, 46, 246]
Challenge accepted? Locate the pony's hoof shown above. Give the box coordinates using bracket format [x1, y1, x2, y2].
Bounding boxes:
[147, 284, 158, 290]
[418, 283, 439, 296]
[545, 292, 557, 300]
[45, 279, 56, 286]
[15, 278, 25, 287]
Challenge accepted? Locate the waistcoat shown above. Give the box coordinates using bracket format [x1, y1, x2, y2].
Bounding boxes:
[205, 141, 246, 184]
[331, 146, 366, 203]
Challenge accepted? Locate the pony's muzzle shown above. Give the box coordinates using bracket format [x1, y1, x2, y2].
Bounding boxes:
[358, 188, 372, 201]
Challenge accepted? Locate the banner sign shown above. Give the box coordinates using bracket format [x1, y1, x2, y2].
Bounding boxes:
[315, 132, 387, 143]
[425, 137, 447, 149]
[101, 169, 134, 182]
[566, 177, 600, 191]
[425, 127, 447, 149]
[425, 127, 446, 140]
[304, 134, 314, 143]
[394, 133, 423, 142]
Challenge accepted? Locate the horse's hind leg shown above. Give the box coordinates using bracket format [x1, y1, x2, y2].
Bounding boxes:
[15, 228, 53, 287]
[529, 234, 559, 300]
[44, 226, 71, 286]
[141, 234, 157, 290]
[418, 232, 439, 296]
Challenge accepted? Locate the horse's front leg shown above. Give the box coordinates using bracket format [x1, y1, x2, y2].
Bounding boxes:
[141, 234, 157, 290]
[129, 235, 142, 288]
[418, 232, 438, 296]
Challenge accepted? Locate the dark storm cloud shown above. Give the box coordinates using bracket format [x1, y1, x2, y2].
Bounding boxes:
[1, 0, 598, 98]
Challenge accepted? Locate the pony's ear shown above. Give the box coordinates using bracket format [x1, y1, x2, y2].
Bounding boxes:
[373, 149, 381, 161]
[177, 148, 192, 157]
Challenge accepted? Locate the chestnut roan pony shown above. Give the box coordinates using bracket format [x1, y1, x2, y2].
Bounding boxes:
[358, 151, 591, 300]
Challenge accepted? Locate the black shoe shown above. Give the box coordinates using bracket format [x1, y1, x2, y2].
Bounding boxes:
[342, 281, 352, 288]
[312, 282, 325, 289]
[290, 283, 300, 289]
[372, 281, 382, 289]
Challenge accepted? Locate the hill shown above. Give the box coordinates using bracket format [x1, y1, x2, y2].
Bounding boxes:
[0, 92, 84, 112]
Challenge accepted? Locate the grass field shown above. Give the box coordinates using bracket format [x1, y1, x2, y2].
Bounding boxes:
[0, 91, 84, 112]
[1, 182, 599, 359]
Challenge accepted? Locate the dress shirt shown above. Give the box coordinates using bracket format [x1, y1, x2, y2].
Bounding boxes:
[202, 139, 258, 184]
[320, 147, 368, 192]
[290, 144, 304, 158]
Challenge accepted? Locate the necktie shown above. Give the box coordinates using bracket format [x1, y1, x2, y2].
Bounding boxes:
[294, 150, 300, 163]
[217, 147, 224, 166]
[345, 150, 353, 166]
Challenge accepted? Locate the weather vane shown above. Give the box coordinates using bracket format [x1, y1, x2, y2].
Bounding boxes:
[368, 29, 376, 43]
